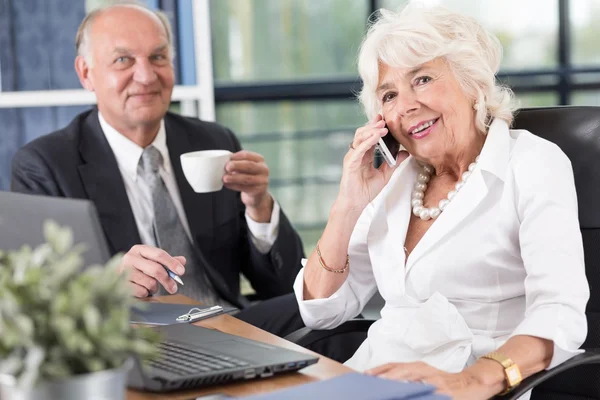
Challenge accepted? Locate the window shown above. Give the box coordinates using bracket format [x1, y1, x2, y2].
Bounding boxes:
[515, 92, 560, 107]
[210, 0, 369, 83]
[217, 100, 364, 250]
[379, 0, 559, 69]
[572, 91, 600, 106]
[571, 0, 600, 66]
[210, 0, 585, 252]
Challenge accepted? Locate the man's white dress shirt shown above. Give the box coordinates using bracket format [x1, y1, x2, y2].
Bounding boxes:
[294, 119, 589, 398]
[98, 112, 280, 254]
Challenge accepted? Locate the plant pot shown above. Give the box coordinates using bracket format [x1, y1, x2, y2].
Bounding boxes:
[0, 358, 132, 400]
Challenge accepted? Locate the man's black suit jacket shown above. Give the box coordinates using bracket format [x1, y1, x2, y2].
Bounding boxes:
[11, 109, 304, 308]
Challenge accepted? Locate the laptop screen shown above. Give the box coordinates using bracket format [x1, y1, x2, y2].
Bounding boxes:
[0, 191, 111, 266]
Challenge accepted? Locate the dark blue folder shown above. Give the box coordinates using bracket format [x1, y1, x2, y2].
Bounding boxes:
[242, 373, 450, 400]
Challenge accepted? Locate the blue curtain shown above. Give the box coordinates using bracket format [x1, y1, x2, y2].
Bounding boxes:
[0, 0, 89, 190]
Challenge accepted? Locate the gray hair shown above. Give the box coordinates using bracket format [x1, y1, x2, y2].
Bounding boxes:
[358, 4, 516, 133]
[75, 0, 175, 66]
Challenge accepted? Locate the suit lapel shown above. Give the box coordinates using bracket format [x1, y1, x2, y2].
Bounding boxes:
[77, 110, 141, 254]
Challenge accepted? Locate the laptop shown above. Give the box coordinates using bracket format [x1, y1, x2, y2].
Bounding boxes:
[0, 191, 319, 391]
[0, 191, 110, 265]
[129, 323, 318, 392]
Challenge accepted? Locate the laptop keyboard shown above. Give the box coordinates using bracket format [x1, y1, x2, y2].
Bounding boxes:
[150, 341, 251, 376]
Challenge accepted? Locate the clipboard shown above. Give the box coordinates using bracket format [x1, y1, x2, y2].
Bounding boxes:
[129, 303, 225, 326]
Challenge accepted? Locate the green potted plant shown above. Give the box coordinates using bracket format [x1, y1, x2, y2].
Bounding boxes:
[0, 221, 159, 400]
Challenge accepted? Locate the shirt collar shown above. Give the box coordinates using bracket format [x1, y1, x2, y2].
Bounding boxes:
[98, 112, 170, 181]
[476, 118, 510, 182]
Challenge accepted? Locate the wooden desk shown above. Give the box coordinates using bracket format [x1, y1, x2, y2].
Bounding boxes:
[127, 295, 352, 399]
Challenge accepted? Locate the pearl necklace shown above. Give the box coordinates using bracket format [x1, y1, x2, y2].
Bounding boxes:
[411, 156, 480, 221]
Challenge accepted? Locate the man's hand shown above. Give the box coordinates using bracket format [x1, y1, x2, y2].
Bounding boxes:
[223, 150, 273, 222]
[119, 245, 186, 298]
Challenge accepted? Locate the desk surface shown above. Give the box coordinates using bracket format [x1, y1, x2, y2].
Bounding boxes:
[127, 295, 352, 399]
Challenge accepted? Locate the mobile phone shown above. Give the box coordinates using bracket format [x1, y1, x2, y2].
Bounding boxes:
[375, 124, 401, 167]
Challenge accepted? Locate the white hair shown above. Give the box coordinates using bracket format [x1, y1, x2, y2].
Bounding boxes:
[357, 4, 516, 133]
[76, 1, 175, 67]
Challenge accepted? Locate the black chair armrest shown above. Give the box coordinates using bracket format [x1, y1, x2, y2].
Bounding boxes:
[285, 319, 376, 348]
[498, 349, 600, 400]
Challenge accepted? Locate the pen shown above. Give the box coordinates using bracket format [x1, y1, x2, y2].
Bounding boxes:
[164, 266, 184, 286]
[176, 306, 223, 322]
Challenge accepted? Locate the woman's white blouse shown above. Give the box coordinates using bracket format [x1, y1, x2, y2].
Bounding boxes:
[294, 119, 589, 379]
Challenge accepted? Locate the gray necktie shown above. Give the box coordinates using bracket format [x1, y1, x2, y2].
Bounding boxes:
[139, 146, 219, 304]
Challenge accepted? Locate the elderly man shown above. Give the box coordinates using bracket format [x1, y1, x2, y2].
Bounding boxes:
[11, 2, 304, 336]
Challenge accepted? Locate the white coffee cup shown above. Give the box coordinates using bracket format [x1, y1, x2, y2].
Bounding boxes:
[180, 150, 233, 193]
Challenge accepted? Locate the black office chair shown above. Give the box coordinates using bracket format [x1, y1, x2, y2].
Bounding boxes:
[286, 106, 600, 399]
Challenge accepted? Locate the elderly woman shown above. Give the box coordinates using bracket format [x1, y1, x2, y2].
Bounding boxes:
[293, 4, 589, 399]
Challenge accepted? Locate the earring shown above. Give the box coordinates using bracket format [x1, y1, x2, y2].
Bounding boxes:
[473, 102, 479, 110]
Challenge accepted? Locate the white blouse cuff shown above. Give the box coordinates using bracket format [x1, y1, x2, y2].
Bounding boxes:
[293, 262, 355, 329]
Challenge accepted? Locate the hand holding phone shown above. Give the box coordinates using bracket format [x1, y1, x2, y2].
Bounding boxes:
[339, 116, 406, 212]
[375, 123, 402, 167]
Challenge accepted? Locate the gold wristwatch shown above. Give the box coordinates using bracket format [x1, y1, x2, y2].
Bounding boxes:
[481, 352, 522, 395]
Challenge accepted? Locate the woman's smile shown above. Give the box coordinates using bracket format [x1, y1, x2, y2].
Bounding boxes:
[408, 117, 439, 139]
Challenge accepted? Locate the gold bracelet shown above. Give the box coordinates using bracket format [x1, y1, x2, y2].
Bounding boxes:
[316, 242, 349, 274]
